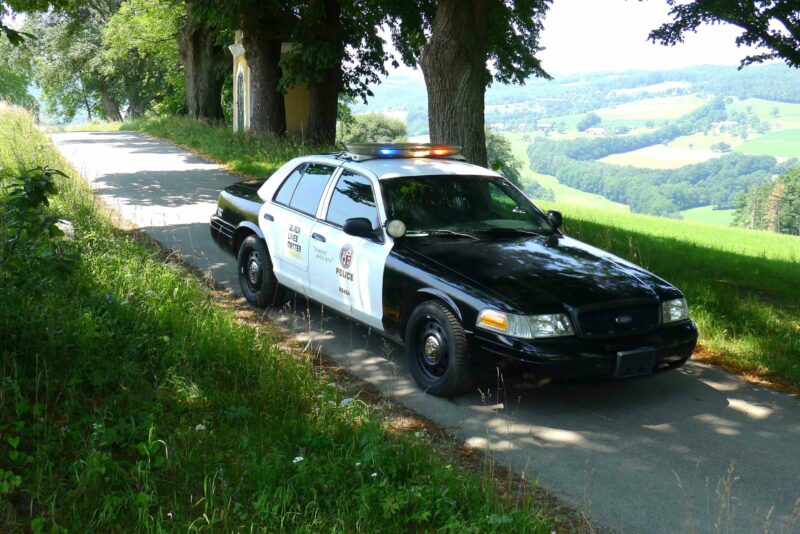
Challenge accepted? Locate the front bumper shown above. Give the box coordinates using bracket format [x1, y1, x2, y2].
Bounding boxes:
[468, 319, 698, 381]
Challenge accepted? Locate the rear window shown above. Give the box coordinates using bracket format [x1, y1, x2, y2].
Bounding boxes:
[274, 163, 334, 217]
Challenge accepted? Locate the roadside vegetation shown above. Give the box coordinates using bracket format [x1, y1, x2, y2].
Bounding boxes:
[77, 115, 800, 392]
[1, 106, 556, 531]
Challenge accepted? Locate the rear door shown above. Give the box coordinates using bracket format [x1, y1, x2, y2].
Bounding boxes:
[267, 162, 337, 294]
[309, 169, 392, 329]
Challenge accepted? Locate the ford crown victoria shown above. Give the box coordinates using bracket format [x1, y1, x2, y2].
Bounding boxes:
[210, 144, 697, 396]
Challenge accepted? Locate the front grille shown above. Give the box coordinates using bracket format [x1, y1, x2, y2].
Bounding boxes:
[575, 302, 659, 339]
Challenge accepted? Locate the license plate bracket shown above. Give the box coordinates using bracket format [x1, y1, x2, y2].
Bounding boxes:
[614, 348, 656, 379]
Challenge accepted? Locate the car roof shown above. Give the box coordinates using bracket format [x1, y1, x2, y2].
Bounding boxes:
[304, 155, 500, 180]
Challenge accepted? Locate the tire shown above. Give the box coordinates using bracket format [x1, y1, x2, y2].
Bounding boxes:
[405, 301, 473, 396]
[237, 235, 283, 308]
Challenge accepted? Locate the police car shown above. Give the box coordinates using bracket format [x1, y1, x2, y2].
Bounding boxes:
[210, 143, 697, 396]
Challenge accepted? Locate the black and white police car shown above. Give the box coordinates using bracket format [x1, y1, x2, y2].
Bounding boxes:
[210, 143, 697, 396]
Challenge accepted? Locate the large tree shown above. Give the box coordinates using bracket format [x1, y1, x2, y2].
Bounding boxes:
[388, 0, 551, 166]
[179, 3, 227, 120]
[282, 0, 388, 143]
[649, 0, 800, 69]
[192, 0, 293, 135]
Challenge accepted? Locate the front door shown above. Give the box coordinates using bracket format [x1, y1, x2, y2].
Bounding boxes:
[309, 169, 391, 330]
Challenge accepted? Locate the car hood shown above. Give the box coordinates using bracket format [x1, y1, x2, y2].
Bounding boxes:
[399, 234, 677, 313]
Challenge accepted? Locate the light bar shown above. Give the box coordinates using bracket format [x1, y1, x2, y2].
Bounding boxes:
[345, 143, 462, 159]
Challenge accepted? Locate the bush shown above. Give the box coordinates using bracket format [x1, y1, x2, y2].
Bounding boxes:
[337, 112, 407, 144]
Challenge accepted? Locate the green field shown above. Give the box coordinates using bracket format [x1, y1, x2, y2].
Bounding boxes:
[735, 128, 800, 158]
[545, 94, 709, 129]
[679, 205, 736, 226]
[727, 98, 800, 130]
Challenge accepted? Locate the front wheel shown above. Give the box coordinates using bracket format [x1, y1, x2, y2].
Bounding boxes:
[237, 235, 283, 308]
[405, 301, 473, 396]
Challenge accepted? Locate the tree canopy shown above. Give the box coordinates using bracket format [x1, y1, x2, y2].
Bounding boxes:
[649, 0, 800, 68]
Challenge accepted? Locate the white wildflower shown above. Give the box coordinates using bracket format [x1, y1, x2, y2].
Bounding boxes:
[371, 472, 378, 478]
[293, 456, 304, 464]
[195, 423, 206, 432]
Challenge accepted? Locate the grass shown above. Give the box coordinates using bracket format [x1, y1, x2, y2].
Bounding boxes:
[727, 98, 800, 130]
[679, 205, 735, 226]
[75, 115, 800, 391]
[1, 107, 555, 531]
[735, 128, 800, 158]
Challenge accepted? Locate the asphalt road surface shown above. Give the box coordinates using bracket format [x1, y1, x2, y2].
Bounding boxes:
[53, 131, 800, 534]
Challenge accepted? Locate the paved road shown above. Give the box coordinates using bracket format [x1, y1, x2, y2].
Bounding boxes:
[53, 131, 800, 534]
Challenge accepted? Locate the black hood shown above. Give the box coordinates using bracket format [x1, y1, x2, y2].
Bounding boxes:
[398, 234, 678, 313]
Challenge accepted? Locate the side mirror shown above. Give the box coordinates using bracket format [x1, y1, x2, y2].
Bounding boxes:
[547, 210, 563, 229]
[343, 217, 380, 240]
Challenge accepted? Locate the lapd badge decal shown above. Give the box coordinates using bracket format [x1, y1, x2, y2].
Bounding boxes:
[339, 244, 354, 269]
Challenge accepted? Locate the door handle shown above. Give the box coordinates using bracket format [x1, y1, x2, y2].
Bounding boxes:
[312, 233, 326, 243]
[262, 212, 274, 221]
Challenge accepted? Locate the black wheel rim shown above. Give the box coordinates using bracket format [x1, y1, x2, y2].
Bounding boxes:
[243, 248, 263, 293]
[413, 314, 449, 381]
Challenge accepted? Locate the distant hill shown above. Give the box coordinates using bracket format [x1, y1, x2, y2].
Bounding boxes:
[354, 63, 800, 224]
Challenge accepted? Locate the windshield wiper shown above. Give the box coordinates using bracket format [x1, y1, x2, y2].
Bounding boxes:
[407, 229, 479, 240]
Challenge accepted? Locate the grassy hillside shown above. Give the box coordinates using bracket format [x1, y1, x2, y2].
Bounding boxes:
[679, 205, 736, 226]
[2, 108, 555, 531]
[735, 128, 800, 158]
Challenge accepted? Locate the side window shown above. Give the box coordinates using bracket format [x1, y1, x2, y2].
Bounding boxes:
[289, 164, 334, 216]
[273, 164, 305, 206]
[326, 170, 379, 228]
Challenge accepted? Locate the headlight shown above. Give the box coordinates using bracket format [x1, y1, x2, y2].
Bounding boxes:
[477, 310, 574, 339]
[662, 297, 689, 323]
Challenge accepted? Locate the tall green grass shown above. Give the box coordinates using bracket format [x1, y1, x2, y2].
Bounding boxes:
[1, 108, 554, 531]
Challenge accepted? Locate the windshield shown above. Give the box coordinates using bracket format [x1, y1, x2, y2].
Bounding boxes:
[380, 175, 554, 235]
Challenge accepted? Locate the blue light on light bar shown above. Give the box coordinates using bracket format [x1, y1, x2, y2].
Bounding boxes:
[379, 148, 401, 156]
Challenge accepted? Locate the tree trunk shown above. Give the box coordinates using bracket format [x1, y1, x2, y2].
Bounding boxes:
[179, 4, 225, 121]
[419, 0, 489, 167]
[242, 31, 286, 136]
[99, 88, 123, 122]
[308, 64, 341, 143]
[306, 0, 342, 144]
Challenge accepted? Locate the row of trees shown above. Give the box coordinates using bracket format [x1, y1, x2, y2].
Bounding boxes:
[4, 0, 799, 167]
[734, 169, 800, 235]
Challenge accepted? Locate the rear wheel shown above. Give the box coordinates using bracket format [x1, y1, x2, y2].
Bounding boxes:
[237, 235, 283, 308]
[405, 301, 472, 396]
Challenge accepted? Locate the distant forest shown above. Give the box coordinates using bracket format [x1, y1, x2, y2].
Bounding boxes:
[526, 99, 795, 217]
[356, 64, 800, 136]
